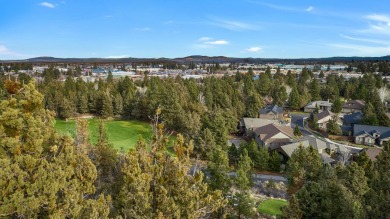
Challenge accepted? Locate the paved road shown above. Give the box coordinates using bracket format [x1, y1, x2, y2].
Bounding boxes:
[228, 172, 287, 182]
[290, 113, 311, 136]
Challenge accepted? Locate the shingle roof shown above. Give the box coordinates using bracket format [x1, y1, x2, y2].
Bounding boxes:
[321, 153, 336, 164]
[342, 100, 365, 110]
[241, 118, 280, 129]
[343, 112, 363, 125]
[316, 110, 333, 121]
[305, 100, 332, 109]
[259, 104, 284, 115]
[280, 140, 310, 157]
[254, 123, 294, 143]
[353, 124, 390, 140]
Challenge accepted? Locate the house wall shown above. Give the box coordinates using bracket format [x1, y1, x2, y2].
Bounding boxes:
[355, 136, 375, 146]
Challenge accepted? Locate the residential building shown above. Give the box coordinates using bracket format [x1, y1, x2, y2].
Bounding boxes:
[239, 118, 280, 136]
[259, 104, 284, 120]
[343, 112, 363, 126]
[316, 110, 334, 129]
[342, 100, 365, 114]
[353, 124, 390, 146]
[253, 123, 294, 150]
[304, 100, 332, 113]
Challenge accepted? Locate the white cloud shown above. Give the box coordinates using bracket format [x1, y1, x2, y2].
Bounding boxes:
[193, 38, 229, 49]
[246, 1, 313, 13]
[365, 14, 390, 23]
[360, 14, 390, 35]
[204, 40, 229, 45]
[105, 55, 129, 59]
[40, 2, 55, 8]
[246, 47, 262, 52]
[306, 6, 314, 12]
[339, 34, 390, 45]
[210, 18, 259, 31]
[328, 43, 390, 56]
[198, 37, 213, 42]
[134, 27, 151, 31]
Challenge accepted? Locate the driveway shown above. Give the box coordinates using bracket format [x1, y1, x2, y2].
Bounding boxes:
[290, 113, 311, 136]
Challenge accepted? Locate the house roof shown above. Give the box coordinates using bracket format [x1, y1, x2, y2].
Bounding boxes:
[353, 124, 390, 140]
[279, 139, 336, 164]
[254, 123, 294, 143]
[342, 100, 365, 110]
[241, 118, 280, 129]
[365, 147, 382, 161]
[343, 112, 363, 125]
[259, 104, 284, 115]
[316, 110, 333, 121]
[321, 153, 336, 164]
[305, 100, 332, 109]
[280, 140, 310, 157]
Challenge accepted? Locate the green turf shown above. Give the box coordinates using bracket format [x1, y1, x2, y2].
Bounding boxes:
[54, 118, 176, 153]
[258, 199, 288, 216]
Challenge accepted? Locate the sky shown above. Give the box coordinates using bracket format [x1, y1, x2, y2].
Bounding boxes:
[1, 0, 390, 59]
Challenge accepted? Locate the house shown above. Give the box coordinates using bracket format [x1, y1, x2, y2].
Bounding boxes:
[342, 100, 365, 114]
[253, 123, 295, 150]
[353, 124, 390, 146]
[304, 100, 332, 113]
[279, 137, 336, 165]
[343, 112, 363, 126]
[280, 135, 362, 165]
[259, 104, 284, 120]
[239, 118, 280, 136]
[316, 110, 334, 129]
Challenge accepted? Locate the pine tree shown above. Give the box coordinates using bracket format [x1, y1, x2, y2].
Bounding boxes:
[0, 81, 110, 218]
[269, 151, 281, 172]
[281, 195, 303, 219]
[117, 109, 225, 218]
[288, 86, 301, 110]
[331, 97, 342, 113]
[286, 145, 322, 194]
[294, 125, 302, 137]
[236, 149, 253, 190]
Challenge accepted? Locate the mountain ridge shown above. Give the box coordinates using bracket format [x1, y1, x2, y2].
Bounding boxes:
[1, 55, 390, 63]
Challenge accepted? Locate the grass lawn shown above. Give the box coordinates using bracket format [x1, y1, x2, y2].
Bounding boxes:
[258, 199, 288, 216]
[55, 118, 176, 153]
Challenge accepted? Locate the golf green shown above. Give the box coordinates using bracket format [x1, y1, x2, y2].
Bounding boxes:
[258, 199, 288, 216]
[54, 118, 175, 152]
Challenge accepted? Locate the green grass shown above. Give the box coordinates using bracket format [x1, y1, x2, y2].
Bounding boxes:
[54, 118, 176, 153]
[258, 199, 288, 216]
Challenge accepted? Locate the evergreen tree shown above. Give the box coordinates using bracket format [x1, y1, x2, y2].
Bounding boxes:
[207, 147, 231, 193]
[309, 78, 321, 101]
[116, 110, 225, 218]
[286, 145, 322, 194]
[281, 195, 303, 219]
[236, 149, 253, 190]
[288, 86, 301, 110]
[327, 115, 342, 135]
[0, 81, 110, 218]
[331, 97, 342, 113]
[245, 92, 263, 117]
[269, 151, 281, 172]
[294, 125, 302, 137]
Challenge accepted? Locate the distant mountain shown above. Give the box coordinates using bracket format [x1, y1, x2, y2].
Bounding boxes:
[1, 55, 390, 64]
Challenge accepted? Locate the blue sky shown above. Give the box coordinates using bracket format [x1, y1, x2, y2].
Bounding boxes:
[1, 0, 390, 59]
